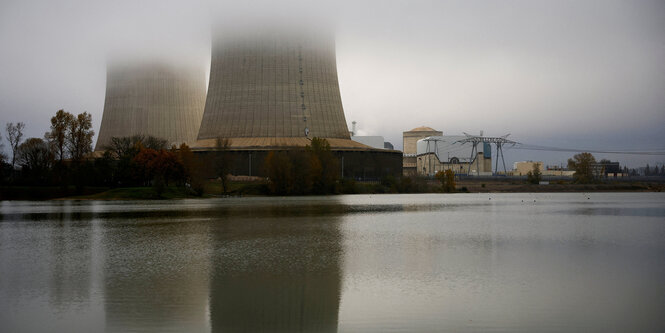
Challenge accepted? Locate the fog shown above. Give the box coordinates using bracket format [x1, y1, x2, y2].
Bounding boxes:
[0, 0, 663, 167]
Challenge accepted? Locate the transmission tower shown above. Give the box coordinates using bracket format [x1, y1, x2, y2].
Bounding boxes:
[455, 133, 516, 175]
[422, 137, 444, 176]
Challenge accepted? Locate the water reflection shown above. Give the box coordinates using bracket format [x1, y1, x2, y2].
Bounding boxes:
[49, 206, 92, 309]
[208, 210, 343, 332]
[0, 201, 102, 332]
[101, 209, 212, 332]
[94, 200, 344, 332]
[1, 194, 665, 332]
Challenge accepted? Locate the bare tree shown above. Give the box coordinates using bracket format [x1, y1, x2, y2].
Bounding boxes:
[45, 109, 74, 163]
[67, 112, 94, 163]
[6, 122, 25, 168]
[18, 138, 53, 176]
[0, 130, 6, 163]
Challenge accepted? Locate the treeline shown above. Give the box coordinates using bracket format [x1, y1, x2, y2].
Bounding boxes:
[1, 110, 95, 189]
[0, 109, 354, 197]
[627, 164, 665, 177]
[0, 110, 209, 197]
[263, 138, 338, 195]
[2, 109, 461, 198]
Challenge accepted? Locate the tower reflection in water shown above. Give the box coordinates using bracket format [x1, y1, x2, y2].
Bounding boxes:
[209, 207, 343, 333]
[102, 209, 213, 332]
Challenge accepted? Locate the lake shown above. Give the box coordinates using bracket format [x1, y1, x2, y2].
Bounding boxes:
[1, 193, 664, 332]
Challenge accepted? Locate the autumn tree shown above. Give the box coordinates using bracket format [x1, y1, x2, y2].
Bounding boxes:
[435, 169, 456, 192]
[17, 138, 53, 183]
[568, 152, 596, 183]
[133, 147, 183, 195]
[307, 137, 338, 194]
[177, 143, 205, 195]
[526, 163, 542, 184]
[6, 122, 25, 168]
[67, 112, 94, 163]
[264, 151, 294, 195]
[102, 135, 170, 186]
[214, 137, 234, 194]
[263, 138, 340, 195]
[45, 109, 74, 163]
[289, 150, 312, 194]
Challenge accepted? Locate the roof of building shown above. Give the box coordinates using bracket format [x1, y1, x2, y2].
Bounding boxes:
[190, 137, 384, 151]
[406, 126, 439, 133]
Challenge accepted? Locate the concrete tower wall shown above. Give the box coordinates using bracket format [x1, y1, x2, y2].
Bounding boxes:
[95, 62, 206, 151]
[197, 29, 350, 140]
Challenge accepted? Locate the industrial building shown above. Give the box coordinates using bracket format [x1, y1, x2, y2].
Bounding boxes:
[513, 161, 575, 177]
[415, 135, 492, 176]
[95, 60, 206, 151]
[402, 126, 443, 175]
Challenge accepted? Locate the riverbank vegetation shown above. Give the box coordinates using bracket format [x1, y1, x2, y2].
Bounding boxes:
[1, 110, 664, 200]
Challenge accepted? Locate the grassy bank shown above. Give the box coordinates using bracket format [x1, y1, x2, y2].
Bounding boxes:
[4, 178, 663, 201]
[67, 186, 196, 200]
[0, 186, 109, 200]
[455, 179, 663, 193]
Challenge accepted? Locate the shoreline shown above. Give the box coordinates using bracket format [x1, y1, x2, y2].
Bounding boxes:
[1, 179, 663, 201]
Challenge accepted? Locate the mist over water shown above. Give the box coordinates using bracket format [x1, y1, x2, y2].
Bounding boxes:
[1, 193, 664, 332]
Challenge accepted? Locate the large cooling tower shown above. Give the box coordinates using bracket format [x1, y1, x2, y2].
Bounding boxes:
[196, 28, 350, 142]
[95, 61, 206, 151]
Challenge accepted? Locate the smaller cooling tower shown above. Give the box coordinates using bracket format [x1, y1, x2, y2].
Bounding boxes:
[95, 61, 206, 151]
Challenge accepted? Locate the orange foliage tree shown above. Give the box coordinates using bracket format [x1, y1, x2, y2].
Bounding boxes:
[133, 147, 184, 194]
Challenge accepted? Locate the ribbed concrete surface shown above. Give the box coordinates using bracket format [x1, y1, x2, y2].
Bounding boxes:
[197, 29, 350, 140]
[95, 62, 206, 151]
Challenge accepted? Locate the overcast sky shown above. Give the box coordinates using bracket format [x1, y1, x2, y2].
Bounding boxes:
[0, 0, 663, 167]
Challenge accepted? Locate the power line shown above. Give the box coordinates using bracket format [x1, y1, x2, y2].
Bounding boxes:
[507, 143, 665, 156]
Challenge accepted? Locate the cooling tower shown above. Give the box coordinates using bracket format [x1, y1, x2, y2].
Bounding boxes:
[196, 28, 350, 143]
[95, 61, 206, 151]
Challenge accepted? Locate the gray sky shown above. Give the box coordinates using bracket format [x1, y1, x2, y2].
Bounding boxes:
[1, 0, 663, 167]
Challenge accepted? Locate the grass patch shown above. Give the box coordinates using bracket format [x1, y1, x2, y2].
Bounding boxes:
[67, 186, 196, 200]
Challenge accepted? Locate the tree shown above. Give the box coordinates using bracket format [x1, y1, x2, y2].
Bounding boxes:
[567, 152, 596, 183]
[133, 147, 183, 196]
[178, 143, 205, 195]
[45, 109, 74, 163]
[6, 122, 25, 168]
[526, 163, 542, 184]
[102, 135, 170, 187]
[67, 112, 94, 163]
[435, 169, 456, 192]
[645, 164, 651, 176]
[17, 138, 53, 183]
[214, 137, 234, 194]
[289, 150, 312, 194]
[307, 138, 338, 194]
[264, 151, 294, 195]
[0, 130, 6, 164]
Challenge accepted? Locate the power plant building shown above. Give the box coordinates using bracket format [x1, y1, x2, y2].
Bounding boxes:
[95, 61, 206, 150]
[192, 26, 401, 179]
[416, 135, 492, 176]
[402, 126, 443, 175]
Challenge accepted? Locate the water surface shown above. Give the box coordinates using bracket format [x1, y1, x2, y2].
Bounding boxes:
[1, 193, 664, 332]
